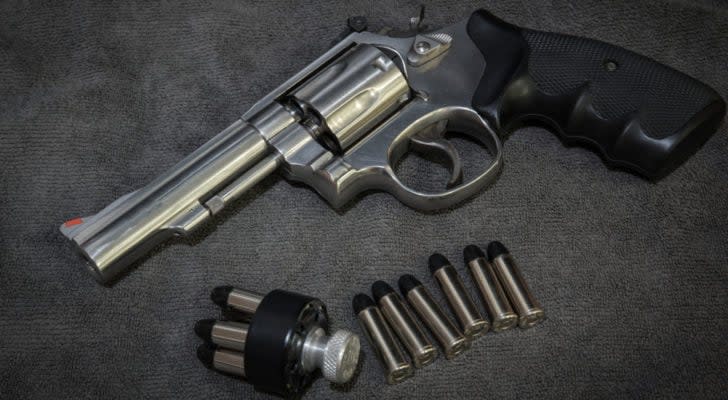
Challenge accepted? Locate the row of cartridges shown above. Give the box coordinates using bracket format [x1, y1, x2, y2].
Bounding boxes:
[353, 241, 545, 383]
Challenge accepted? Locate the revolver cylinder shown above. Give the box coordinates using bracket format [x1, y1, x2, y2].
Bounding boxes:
[291, 44, 409, 152]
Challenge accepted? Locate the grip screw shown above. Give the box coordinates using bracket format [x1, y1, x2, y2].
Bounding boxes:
[415, 41, 431, 54]
[603, 59, 619, 72]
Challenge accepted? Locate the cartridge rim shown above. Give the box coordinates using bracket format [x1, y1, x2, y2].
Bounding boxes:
[518, 309, 545, 329]
[388, 363, 414, 384]
[415, 345, 438, 368]
[445, 337, 469, 360]
[463, 319, 490, 339]
[491, 313, 518, 332]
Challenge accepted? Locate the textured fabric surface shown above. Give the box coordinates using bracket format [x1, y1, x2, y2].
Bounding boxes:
[1, 1, 727, 399]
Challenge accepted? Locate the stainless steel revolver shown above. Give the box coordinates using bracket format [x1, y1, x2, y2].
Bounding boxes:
[60, 10, 725, 284]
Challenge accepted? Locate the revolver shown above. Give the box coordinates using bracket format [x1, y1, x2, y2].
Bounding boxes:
[60, 10, 725, 284]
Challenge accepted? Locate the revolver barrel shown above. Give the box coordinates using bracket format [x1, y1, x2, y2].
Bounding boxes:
[60, 43, 409, 284]
[60, 119, 280, 283]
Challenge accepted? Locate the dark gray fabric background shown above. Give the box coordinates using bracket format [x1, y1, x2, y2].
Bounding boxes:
[1, 1, 726, 399]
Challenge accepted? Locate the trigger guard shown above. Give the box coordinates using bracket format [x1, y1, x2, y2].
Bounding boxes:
[293, 103, 503, 211]
[408, 134, 464, 188]
[385, 106, 503, 210]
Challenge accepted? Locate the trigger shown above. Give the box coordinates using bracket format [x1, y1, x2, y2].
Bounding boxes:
[410, 131, 463, 189]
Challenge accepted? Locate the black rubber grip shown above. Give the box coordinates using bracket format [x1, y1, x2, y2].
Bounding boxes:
[467, 10, 725, 179]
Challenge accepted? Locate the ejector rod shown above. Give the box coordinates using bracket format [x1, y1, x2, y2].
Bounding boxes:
[205, 153, 282, 215]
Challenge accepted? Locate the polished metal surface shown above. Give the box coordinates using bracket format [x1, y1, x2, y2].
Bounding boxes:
[433, 265, 489, 339]
[213, 348, 246, 377]
[407, 33, 453, 66]
[292, 44, 409, 151]
[467, 256, 518, 332]
[492, 254, 545, 329]
[300, 327, 360, 384]
[405, 285, 468, 359]
[378, 292, 437, 368]
[227, 288, 264, 315]
[272, 22, 503, 211]
[356, 306, 413, 384]
[62, 14, 506, 284]
[210, 321, 249, 352]
[60, 121, 273, 283]
[205, 153, 281, 215]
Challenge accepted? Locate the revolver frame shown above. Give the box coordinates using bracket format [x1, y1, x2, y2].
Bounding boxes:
[60, 16, 502, 284]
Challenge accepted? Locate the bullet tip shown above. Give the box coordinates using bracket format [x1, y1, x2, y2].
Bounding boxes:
[398, 274, 422, 294]
[463, 245, 485, 263]
[371, 281, 395, 302]
[352, 293, 375, 314]
[487, 241, 509, 261]
[428, 253, 450, 274]
[194, 319, 216, 342]
[210, 286, 234, 307]
[196, 343, 216, 369]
